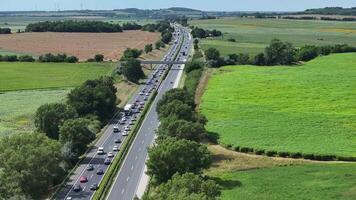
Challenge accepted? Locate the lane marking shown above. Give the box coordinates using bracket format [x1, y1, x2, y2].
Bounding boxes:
[131, 165, 134, 171]
[121, 189, 125, 194]
[126, 176, 130, 182]
[135, 156, 138, 160]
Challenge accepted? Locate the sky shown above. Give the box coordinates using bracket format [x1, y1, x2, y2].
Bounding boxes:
[0, 0, 355, 12]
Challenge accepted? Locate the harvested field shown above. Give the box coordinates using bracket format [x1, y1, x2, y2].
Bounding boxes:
[0, 31, 160, 61]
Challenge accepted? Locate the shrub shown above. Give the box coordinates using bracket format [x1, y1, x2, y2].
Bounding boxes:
[227, 38, 236, 42]
[290, 152, 302, 158]
[314, 154, 335, 161]
[18, 55, 35, 62]
[0, 55, 18, 62]
[266, 150, 277, 157]
[234, 146, 240, 152]
[278, 151, 290, 158]
[65, 56, 79, 63]
[336, 156, 356, 161]
[302, 153, 315, 160]
[94, 54, 104, 62]
[255, 149, 265, 155]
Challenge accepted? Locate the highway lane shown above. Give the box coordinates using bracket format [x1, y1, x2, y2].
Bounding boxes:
[106, 25, 192, 200]
[57, 24, 185, 200]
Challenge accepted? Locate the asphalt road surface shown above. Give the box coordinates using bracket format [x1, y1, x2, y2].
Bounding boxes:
[57, 24, 191, 200]
[106, 25, 192, 200]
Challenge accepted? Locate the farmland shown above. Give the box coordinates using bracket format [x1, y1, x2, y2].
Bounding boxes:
[0, 62, 114, 91]
[0, 31, 160, 61]
[200, 53, 356, 157]
[190, 17, 356, 56]
[211, 163, 356, 200]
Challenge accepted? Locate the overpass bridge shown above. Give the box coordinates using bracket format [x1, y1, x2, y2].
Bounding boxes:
[139, 60, 187, 65]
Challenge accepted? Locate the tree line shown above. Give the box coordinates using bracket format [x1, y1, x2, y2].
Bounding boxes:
[203, 39, 356, 67]
[0, 53, 109, 63]
[191, 26, 222, 39]
[0, 27, 11, 34]
[25, 20, 123, 32]
[0, 76, 117, 199]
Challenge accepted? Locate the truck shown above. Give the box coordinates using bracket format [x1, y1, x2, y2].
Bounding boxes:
[124, 104, 133, 116]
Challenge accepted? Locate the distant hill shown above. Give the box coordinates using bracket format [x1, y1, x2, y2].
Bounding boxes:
[302, 7, 356, 16]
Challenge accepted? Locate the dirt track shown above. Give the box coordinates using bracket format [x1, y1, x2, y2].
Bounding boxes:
[0, 31, 160, 61]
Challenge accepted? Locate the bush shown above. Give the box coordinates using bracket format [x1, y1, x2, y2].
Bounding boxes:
[234, 146, 240, 152]
[185, 60, 204, 73]
[314, 154, 335, 161]
[290, 152, 302, 158]
[302, 153, 315, 160]
[65, 56, 79, 63]
[227, 38, 236, 42]
[205, 48, 220, 60]
[94, 54, 104, 62]
[278, 151, 290, 158]
[297, 45, 319, 61]
[265, 39, 296, 65]
[255, 149, 265, 155]
[266, 150, 277, 157]
[0, 28, 11, 34]
[39, 53, 78, 63]
[18, 55, 35, 62]
[336, 156, 356, 161]
[0, 55, 18, 62]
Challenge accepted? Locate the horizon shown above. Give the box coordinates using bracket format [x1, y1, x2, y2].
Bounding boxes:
[0, 0, 355, 12]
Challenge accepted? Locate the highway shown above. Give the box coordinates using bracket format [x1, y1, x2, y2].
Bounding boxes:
[56, 24, 191, 200]
[106, 25, 192, 200]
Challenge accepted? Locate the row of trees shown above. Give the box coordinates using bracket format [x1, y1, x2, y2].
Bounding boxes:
[191, 27, 222, 39]
[141, 21, 174, 44]
[143, 88, 220, 199]
[25, 20, 123, 33]
[204, 39, 356, 67]
[0, 53, 109, 63]
[39, 53, 79, 63]
[0, 54, 34, 62]
[0, 27, 11, 34]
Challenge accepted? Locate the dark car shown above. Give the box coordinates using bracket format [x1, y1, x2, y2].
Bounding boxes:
[90, 183, 98, 191]
[104, 158, 111, 165]
[86, 164, 94, 171]
[73, 184, 81, 192]
[96, 168, 104, 175]
[114, 138, 122, 143]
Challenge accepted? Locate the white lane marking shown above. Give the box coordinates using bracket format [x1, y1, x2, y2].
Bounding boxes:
[90, 174, 93, 179]
[83, 186, 86, 191]
[126, 176, 130, 182]
[135, 156, 138, 160]
[142, 140, 144, 144]
[138, 148, 141, 152]
[131, 165, 134, 171]
[121, 189, 125, 194]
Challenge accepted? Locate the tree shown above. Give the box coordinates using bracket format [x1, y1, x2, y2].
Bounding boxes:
[158, 118, 205, 141]
[297, 45, 319, 61]
[265, 39, 296, 65]
[0, 133, 64, 199]
[253, 53, 266, 65]
[185, 60, 204, 73]
[145, 44, 153, 54]
[121, 58, 145, 83]
[67, 76, 117, 121]
[65, 56, 79, 63]
[157, 88, 195, 112]
[121, 48, 143, 61]
[193, 39, 199, 45]
[155, 40, 165, 49]
[18, 55, 35, 62]
[158, 100, 194, 121]
[205, 48, 220, 60]
[143, 173, 220, 200]
[147, 137, 212, 184]
[59, 118, 96, 156]
[161, 32, 173, 44]
[34, 103, 77, 140]
[235, 53, 250, 65]
[94, 54, 104, 62]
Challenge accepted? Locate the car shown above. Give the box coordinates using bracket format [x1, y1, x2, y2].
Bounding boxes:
[104, 158, 111, 165]
[96, 168, 104, 175]
[122, 131, 129, 136]
[144, 96, 148, 101]
[170, 81, 174, 84]
[113, 125, 119, 133]
[145, 93, 150, 96]
[113, 146, 119, 151]
[79, 176, 88, 183]
[86, 164, 94, 171]
[121, 117, 127, 122]
[139, 92, 144, 95]
[90, 183, 98, 191]
[114, 138, 121, 143]
[97, 147, 104, 155]
[73, 184, 81, 192]
[155, 79, 159, 83]
[66, 197, 73, 200]
[140, 102, 145, 105]
[132, 115, 137, 121]
[129, 121, 134, 125]
[107, 152, 114, 158]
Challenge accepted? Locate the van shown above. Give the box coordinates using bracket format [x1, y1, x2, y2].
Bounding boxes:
[97, 147, 104, 155]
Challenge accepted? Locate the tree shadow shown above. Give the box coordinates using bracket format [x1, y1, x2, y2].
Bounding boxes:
[210, 176, 242, 190]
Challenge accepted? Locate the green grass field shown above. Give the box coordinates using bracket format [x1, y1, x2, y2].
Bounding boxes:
[191, 18, 356, 56]
[0, 89, 70, 137]
[212, 164, 356, 200]
[0, 62, 114, 91]
[200, 53, 356, 157]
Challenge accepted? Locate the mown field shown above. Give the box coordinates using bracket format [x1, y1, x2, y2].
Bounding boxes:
[0, 62, 114, 91]
[212, 164, 356, 200]
[200, 53, 356, 157]
[190, 18, 356, 56]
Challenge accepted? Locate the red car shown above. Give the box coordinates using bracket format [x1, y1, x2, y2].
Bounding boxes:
[79, 176, 88, 183]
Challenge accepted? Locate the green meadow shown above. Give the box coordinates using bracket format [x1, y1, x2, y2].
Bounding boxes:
[212, 164, 356, 200]
[0, 62, 114, 91]
[200, 53, 356, 157]
[190, 17, 356, 56]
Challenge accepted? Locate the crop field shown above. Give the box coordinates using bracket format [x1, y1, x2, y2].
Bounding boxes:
[0, 62, 115, 91]
[200, 53, 356, 157]
[0, 31, 159, 61]
[0, 89, 70, 137]
[190, 18, 356, 56]
[212, 164, 356, 200]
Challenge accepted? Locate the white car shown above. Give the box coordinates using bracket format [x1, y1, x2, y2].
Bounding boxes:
[124, 126, 131, 131]
[113, 146, 119, 151]
[139, 92, 144, 95]
[145, 93, 150, 96]
[107, 152, 114, 158]
[97, 147, 104, 155]
[122, 131, 129, 136]
[129, 121, 134, 125]
[113, 125, 119, 133]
